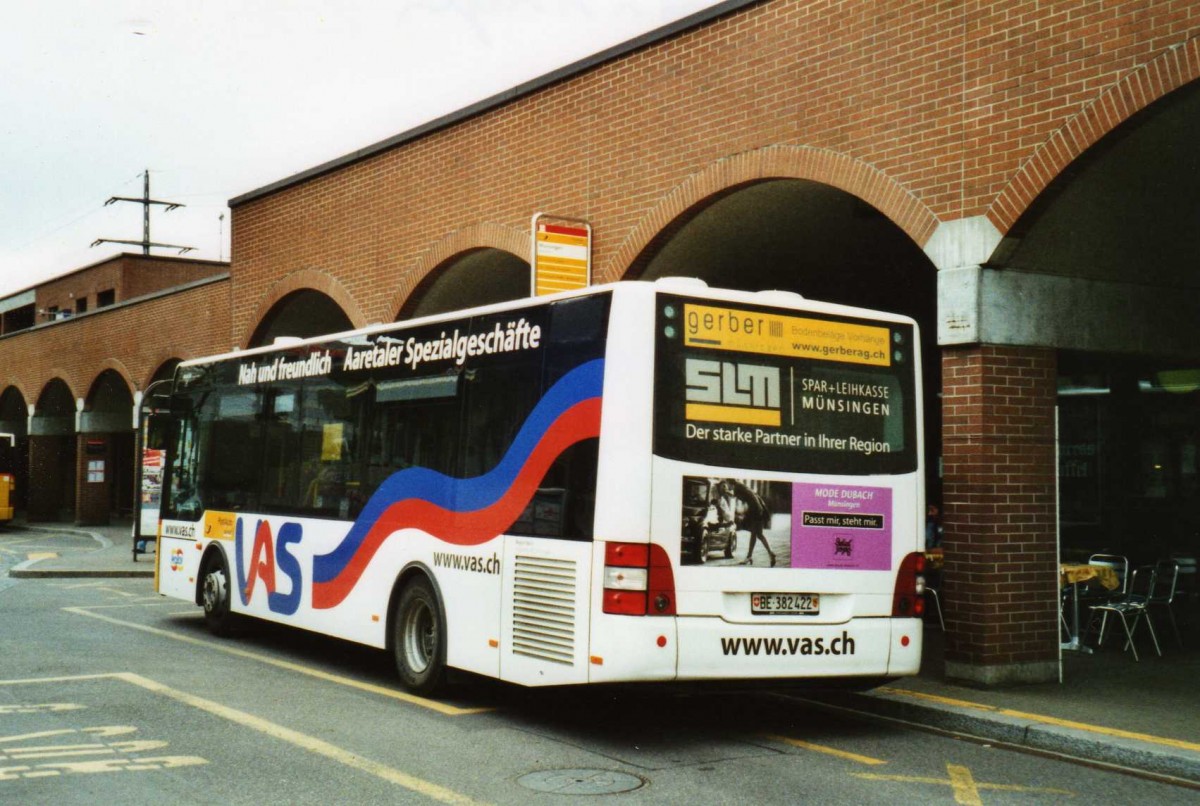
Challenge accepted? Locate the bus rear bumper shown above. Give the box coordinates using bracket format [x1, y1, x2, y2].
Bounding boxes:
[675, 616, 923, 681]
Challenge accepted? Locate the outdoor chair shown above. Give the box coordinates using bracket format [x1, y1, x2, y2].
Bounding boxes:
[1086, 565, 1161, 661]
[1148, 559, 1182, 648]
[1084, 553, 1129, 636]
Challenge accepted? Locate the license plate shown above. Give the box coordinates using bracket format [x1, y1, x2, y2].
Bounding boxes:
[751, 592, 819, 615]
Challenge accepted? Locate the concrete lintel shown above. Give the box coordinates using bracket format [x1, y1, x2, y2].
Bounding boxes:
[79, 411, 133, 434]
[938, 268, 1200, 360]
[28, 417, 74, 437]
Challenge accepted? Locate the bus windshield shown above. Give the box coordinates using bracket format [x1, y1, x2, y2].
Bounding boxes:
[653, 294, 917, 475]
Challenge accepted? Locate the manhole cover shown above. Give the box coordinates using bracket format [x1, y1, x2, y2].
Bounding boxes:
[517, 768, 645, 795]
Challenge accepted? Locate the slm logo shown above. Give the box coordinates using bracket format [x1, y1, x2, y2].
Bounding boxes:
[235, 518, 303, 616]
[685, 358, 781, 425]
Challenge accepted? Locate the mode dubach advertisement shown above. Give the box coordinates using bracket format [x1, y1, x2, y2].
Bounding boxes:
[679, 476, 892, 570]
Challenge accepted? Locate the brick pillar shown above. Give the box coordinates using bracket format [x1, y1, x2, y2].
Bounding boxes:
[27, 435, 73, 522]
[941, 345, 1059, 685]
[75, 434, 111, 526]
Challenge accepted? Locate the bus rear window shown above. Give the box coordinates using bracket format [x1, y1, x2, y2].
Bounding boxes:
[653, 294, 918, 475]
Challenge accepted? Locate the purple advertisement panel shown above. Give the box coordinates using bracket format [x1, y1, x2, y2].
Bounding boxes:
[791, 483, 892, 570]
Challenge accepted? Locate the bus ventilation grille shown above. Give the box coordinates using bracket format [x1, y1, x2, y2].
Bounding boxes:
[511, 555, 577, 666]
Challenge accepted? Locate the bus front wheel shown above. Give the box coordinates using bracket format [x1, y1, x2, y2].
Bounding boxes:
[201, 554, 236, 636]
[393, 577, 447, 697]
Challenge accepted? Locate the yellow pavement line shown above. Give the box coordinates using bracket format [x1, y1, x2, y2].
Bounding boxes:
[0, 672, 486, 805]
[26, 552, 58, 561]
[855, 766, 1073, 798]
[63, 607, 491, 717]
[946, 763, 983, 805]
[766, 734, 886, 765]
[878, 687, 1200, 754]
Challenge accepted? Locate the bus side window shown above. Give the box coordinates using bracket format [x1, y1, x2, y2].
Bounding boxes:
[360, 373, 461, 509]
[199, 388, 264, 513]
[296, 376, 363, 519]
[531, 296, 608, 540]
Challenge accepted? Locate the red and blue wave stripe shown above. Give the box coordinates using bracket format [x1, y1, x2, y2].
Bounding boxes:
[311, 359, 603, 609]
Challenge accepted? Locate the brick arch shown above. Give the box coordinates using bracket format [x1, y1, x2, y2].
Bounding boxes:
[988, 35, 1200, 233]
[606, 144, 940, 282]
[388, 222, 529, 319]
[241, 269, 368, 349]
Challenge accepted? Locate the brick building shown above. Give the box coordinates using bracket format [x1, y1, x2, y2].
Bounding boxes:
[3, 0, 1199, 684]
[0, 255, 229, 524]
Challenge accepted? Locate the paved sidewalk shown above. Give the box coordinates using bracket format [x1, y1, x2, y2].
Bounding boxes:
[5, 519, 1199, 787]
[811, 626, 1200, 787]
[7, 519, 153, 578]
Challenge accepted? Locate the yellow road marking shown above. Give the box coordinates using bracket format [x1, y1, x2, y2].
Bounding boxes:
[878, 687, 1200, 753]
[0, 672, 485, 804]
[946, 763, 982, 805]
[855, 762, 1073, 801]
[767, 734, 886, 765]
[26, 552, 58, 561]
[63, 607, 491, 717]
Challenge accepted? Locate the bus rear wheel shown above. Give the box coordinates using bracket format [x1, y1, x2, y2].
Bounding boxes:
[393, 577, 446, 697]
[201, 554, 236, 636]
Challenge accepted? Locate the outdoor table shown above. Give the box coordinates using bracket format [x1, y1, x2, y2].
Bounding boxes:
[1060, 563, 1120, 652]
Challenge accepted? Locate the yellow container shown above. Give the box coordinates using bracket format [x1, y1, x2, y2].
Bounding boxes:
[0, 473, 13, 523]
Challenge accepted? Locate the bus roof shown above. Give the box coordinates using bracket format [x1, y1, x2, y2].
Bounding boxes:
[180, 278, 917, 370]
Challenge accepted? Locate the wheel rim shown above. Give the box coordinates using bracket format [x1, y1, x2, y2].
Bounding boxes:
[203, 567, 227, 615]
[402, 598, 435, 674]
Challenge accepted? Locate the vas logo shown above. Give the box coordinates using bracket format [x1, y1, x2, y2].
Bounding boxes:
[685, 358, 781, 426]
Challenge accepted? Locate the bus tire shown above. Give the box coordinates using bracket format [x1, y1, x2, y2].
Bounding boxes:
[393, 576, 447, 696]
[201, 553, 236, 636]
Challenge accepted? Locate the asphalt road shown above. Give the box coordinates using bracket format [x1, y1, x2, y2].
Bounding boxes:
[0, 537, 1193, 804]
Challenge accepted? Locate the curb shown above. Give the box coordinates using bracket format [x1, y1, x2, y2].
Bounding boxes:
[9, 564, 154, 579]
[801, 688, 1200, 786]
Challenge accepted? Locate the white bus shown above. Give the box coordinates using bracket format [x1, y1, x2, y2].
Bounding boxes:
[154, 279, 926, 695]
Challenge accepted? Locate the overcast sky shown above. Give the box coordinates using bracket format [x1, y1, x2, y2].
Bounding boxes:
[0, 0, 721, 298]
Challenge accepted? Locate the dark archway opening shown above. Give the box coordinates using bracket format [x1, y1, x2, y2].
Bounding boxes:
[400, 248, 529, 320]
[996, 80, 1200, 562]
[29, 379, 77, 521]
[633, 178, 941, 499]
[249, 289, 355, 348]
[83, 371, 135, 522]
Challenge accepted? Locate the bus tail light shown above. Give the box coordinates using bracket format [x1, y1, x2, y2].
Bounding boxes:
[603, 542, 676, 616]
[892, 551, 926, 618]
